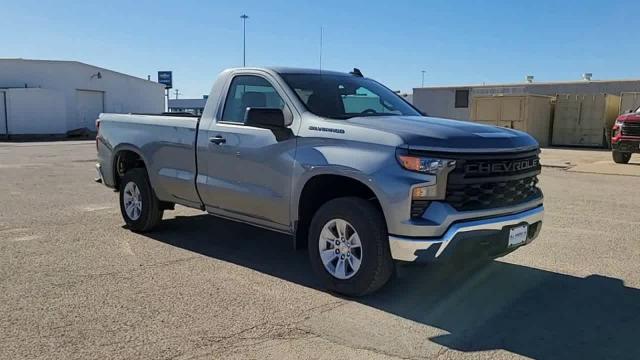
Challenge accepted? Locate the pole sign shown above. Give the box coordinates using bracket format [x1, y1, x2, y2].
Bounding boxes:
[157, 71, 173, 89]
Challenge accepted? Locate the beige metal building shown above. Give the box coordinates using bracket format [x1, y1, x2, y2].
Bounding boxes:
[413, 78, 640, 121]
[620, 92, 640, 113]
[552, 94, 620, 147]
[470, 94, 554, 146]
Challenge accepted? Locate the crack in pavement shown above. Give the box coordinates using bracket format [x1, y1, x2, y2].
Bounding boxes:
[176, 301, 348, 359]
[295, 326, 433, 360]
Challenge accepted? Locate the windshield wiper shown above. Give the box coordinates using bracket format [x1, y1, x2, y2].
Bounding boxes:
[354, 113, 400, 117]
[329, 113, 403, 120]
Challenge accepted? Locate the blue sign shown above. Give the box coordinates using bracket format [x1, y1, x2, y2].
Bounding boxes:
[157, 71, 172, 89]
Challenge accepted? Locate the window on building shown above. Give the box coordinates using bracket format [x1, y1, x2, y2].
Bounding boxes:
[454, 89, 469, 108]
[221, 75, 285, 123]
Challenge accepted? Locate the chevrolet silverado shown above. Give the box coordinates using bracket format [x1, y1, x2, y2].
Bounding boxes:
[95, 67, 544, 296]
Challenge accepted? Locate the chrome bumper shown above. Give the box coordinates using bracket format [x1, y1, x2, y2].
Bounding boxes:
[389, 206, 544, 262]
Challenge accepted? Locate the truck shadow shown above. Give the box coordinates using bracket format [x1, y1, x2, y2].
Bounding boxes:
[142, 214, 640, 360]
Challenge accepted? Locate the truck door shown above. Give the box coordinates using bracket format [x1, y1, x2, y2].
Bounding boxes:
[197, 74, 297, 232]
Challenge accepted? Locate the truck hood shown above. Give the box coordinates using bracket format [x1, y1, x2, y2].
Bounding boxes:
[346, 116, 539, 153]
[616, 112, 640, 123]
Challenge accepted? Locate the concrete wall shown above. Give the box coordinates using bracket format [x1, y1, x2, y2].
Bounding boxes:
[0, 59, 165, 135]
[413, 80, 640, 121]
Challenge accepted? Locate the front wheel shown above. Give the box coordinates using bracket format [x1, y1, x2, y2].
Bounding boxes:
[119, 168, 163, 232]
[612, 151, 631, 164]
[308, 197, 394, 297]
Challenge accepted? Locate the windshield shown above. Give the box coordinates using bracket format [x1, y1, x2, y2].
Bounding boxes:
[280, 73, 420, 120]
[636, 106, 640, 114]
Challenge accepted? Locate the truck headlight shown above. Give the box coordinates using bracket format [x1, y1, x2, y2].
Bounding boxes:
[613, 121, 623, 137]
[396, 151, 456, 175]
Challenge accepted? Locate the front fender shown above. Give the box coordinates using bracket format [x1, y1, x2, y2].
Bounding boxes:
[292, 165, 390, 220]
[291, 139, 437, 235]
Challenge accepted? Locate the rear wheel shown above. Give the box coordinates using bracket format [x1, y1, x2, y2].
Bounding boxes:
[119, 168, 163, 232]
[308, 197, 394, 297]
[612, 151, 631, 164]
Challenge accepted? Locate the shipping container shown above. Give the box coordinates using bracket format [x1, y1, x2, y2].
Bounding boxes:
[551, 94, 620, 147]
[620, 92, 640, 114]
[470, 94, 554, 146]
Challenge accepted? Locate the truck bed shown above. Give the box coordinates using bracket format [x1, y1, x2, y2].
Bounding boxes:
[97, 113, 203, 208]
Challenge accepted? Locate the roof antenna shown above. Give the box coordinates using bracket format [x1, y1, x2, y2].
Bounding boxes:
[350, 68, 363, 77]
[319, 26, 323, 74]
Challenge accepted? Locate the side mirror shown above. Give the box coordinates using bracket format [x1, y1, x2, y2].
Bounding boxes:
[244, 107, 293, 142]
[244, 108, 285, 128]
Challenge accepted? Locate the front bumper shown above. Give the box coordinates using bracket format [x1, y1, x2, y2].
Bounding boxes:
[612, 139, 640, 153]
[389, 205, 544, 262]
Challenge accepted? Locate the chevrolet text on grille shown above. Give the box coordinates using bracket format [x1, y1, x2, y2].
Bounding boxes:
[465, 158, 540, 174]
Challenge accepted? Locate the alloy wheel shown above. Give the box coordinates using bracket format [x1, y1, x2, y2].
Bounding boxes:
[318, 219, 363, 279]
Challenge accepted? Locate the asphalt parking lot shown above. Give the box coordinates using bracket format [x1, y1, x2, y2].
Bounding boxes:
[1, 141, 639, 360]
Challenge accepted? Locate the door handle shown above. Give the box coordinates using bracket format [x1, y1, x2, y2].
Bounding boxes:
[209, 136, 226, 145]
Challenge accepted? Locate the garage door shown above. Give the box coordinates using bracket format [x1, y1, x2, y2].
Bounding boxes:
[76, 90, 104, 131]
[0, 92, 6, 137]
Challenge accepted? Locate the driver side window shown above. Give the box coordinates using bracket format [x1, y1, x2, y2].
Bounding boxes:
[221, 75, 285, 123]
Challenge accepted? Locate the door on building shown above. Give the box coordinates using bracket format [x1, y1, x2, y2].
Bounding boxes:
[0, 92, 6, 138]
[76, 90, 104, 131]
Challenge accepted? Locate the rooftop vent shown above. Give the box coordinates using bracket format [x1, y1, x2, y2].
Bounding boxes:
[582, 73, 593, 81]
[526, 75, 534, 83]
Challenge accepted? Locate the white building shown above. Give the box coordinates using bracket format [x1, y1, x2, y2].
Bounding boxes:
[168, 97, 208, 115]
[0, 59, 165, 138]
[413, 77, 640, 121]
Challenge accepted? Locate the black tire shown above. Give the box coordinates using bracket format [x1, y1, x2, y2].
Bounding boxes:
[308, 197, 394, 297]
[119, 168, 163, 232]
[612, 151, 631, 164]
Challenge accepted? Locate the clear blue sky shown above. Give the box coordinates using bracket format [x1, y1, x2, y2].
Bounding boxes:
[2, 0, 639, 98]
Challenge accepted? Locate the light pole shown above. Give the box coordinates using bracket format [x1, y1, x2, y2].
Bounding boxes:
[241, 14, 249, 67]
[421, 70, 426, 87]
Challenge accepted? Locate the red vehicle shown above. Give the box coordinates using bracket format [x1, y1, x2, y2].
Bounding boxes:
[611, 106, 640, 163]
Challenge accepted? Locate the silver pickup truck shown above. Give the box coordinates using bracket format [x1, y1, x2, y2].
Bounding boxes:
[96, 67, 544, 296]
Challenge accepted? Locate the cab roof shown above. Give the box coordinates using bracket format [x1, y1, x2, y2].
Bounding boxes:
[231, 67, 360, 77]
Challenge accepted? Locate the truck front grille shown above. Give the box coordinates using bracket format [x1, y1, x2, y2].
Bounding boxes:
[440, 150, 543, 212]
[446, 175, 541, 211]
[621, 122, 640, 137]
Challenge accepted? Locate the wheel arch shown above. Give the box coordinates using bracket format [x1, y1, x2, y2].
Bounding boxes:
[112, 144, 151, 190]
[293, 170, 388, 249]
